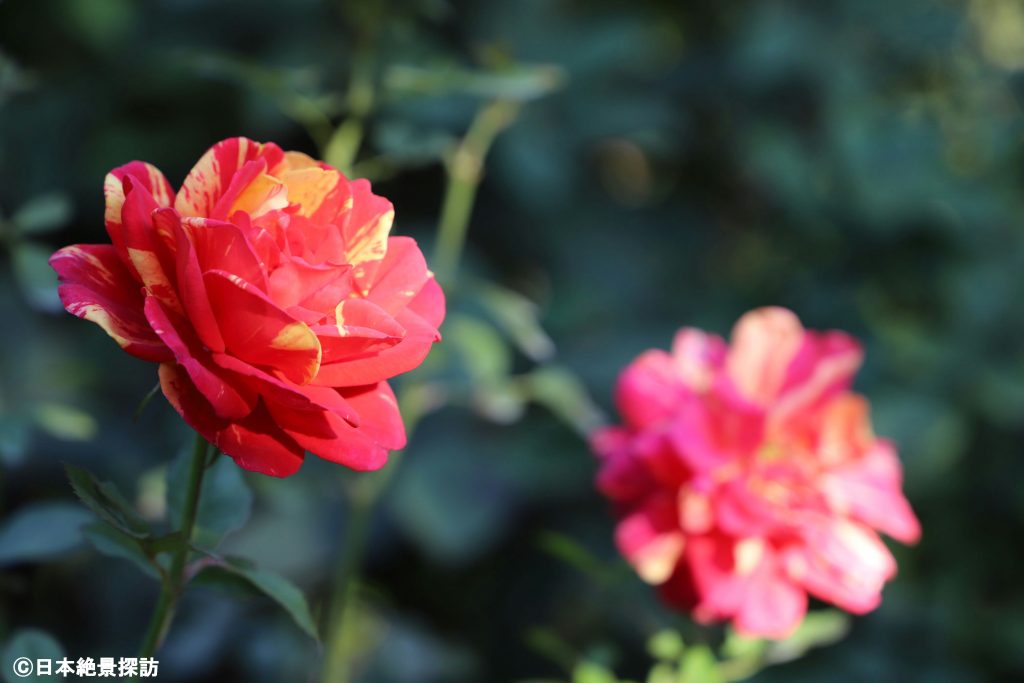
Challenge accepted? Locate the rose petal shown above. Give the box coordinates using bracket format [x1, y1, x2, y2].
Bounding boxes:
[119, 177, 181, 314]
[726, 307, 805, 405]
[787, 518, 896, 614]
[144, 297, 256, 420]
[313, 298, 406, 364]
[341, 381, 406, 450]
[268, 258, 350, 310]
[50, 244, 171, 362]
[180, 216, 267, 289]
[772, 330, 863, 427]
[312, 306, 438, 386]
[281, 164, 350, 224]
[203, 269, 322, 385]
[103, 161, 174, 268]
[163, 210, 226, 353]
[269, 403, 389, 471]
[212, 159, 288, 220]
[175, 137, 286, 218]
[824, 440, 921, 544]
[616, 495, 686, 585]
[615, 349, 682, 429]
[342, 179, 393, 269]
[159, 363, 304, 478]
[408, 275, 445, 330]
[671, 328, 727, 392]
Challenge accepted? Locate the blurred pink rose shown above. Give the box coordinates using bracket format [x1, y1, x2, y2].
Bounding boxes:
[593, 307, 920, 638]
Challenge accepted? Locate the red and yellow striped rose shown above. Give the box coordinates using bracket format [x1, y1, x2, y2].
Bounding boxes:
[51, 137, 444, 476]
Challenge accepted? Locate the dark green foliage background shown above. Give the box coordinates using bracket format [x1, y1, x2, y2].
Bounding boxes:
[1, 0, 1023, 681]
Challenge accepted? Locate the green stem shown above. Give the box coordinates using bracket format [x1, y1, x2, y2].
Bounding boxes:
[320, 386, 434, 683]
[319, 101, 518, 683]
[319, 469, 383, 683]
[323, 40, 376, 174]
[138, 432, 209, 659]
[433, 100, 520, 287]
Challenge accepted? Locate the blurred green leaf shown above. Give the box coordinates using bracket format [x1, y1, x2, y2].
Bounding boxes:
[524, 627, 578, 672]
[763, 610, 850, 665]
[12, 242, 60, 312]
[82, 522, 160, 579]
[192, 558, 318, 641]
[385, 63, 565, 101]
[0, 502, 92, 566]
[167, 449, 253, 548]
[0, 51, 34, 105]
[572, 661, 619, 683]
[645, 663, 677, 683]
[0, 414, 30, 466]
[1, 629, 64, 683]
[58, 0, 137, 51]
[446, 314, 511, 386]
[372, 120, 455, 166]
[11, 193, 71, 235]
[390, 425, 513, 564]
[32, 402, 97, 442]
[65, 464, 150, 538]
[477, 283, 556, 362]
[678, 645, 723, 683]
[646, 630, 684, 662]
[181, 52, 338, 145]
[537, 531, 614, 584]
[720, 629, 766, 662]
[520, 366, 605, 436]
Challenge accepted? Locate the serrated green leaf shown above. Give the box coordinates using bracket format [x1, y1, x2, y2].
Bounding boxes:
[192, 558, 318, 640]
[167, 449, 252, 548]
[64, 464, 150, 538]
[12, 193, 71, 235]
[0, 502, 92, 566]
[1, 629, 64, 683]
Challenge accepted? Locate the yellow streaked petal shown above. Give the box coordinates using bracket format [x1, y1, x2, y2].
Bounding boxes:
[270, 320, 320, 352]
[127, 247, 182, 314]
[230, 173, 288, 218]
[346, 209, 393, 266]
[284, 150, 320, 170]
[634, 533, 686, 585]
[281, 166, 342, 218]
